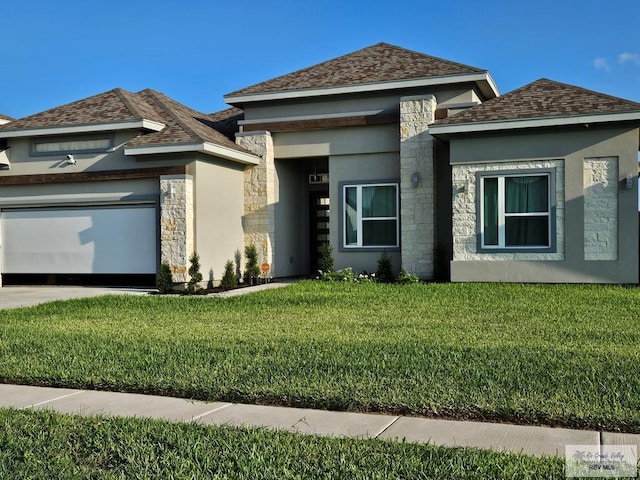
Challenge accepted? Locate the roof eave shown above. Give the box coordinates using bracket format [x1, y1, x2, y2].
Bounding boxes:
[0, 119, 166, 139]
[429, 111, 640, 137]
[124, 142, 260, 165]
[225, 72, 499, 106]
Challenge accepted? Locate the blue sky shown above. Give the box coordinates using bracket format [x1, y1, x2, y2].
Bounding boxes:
[2, 0, 639, 119]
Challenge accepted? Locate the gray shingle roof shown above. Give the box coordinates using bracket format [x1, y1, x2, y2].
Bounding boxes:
[226, 42, 486, 97]
[435, 78, 640, 125]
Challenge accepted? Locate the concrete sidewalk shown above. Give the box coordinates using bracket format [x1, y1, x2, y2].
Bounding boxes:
[2, 384, 637, 458]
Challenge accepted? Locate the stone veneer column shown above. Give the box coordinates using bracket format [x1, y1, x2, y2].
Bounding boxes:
[584, 157, 618, 260]
[236, 131, 275, 271]
[160, 174, 194, 283]
[400, 95, 437, 279]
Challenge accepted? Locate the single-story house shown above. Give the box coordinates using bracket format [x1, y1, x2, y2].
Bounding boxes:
[0, 42, 638, 286]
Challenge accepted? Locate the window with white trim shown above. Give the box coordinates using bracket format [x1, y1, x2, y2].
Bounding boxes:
[480, 173, 551, 249]
[343, 183, 399, 248]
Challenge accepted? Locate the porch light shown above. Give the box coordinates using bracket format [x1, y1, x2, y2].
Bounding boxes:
[411, 172, 420, 188]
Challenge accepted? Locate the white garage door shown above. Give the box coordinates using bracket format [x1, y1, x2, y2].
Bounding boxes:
[1, 205, 157, 274]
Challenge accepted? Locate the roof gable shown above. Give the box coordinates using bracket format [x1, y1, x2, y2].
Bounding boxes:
[126, 90, 249, 154]
[0, 88, 165, 132]
[226, 42, 488, 99]
[435, 78, 640, 127]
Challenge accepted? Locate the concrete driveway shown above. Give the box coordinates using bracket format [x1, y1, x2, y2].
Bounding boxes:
[0, 286, 152, 310]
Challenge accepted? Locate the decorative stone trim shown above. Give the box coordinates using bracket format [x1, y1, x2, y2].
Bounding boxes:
[451, 160, 565, 261]
[584, 157, 618, 260]
[236, 131, 275, 272]
[400, 95, 436, 278]
[159, 174, 194, 283]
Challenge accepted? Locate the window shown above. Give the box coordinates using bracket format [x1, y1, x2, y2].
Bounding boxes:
[343, 183, 399, 248]
[480, 172, 553, 250]
[31, 135, 114, 156]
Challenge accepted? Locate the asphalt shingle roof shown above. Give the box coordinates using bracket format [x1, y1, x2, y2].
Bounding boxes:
[0, 88, 251, 155]
[207, 107, 244, 141]
[0, 88, 165, 130]
[0, 113, 14, 121]
[126, 90, 249, 153]
[226, 42, 486, 97]
[435, 78, 640, 125]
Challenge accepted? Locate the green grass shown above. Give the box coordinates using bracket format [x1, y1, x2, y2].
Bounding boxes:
[1, 281, 639, 431]
[0, 407, 564, 479]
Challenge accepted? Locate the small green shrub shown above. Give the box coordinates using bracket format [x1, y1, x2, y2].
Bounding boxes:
[397, 269, 420, 284]
[220, 260, 238, 290]
[317, 242, 334, 273]
[186, 252, 205, 294]
[157, 262, 174, 293]
[244, 244, 261, 284]
[318, 268, 374, 283]
[234, 249, 242, 281]
[376, 251, 394, 283]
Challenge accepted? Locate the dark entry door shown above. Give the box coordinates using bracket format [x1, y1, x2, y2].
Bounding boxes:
[309, 190, 330, 273]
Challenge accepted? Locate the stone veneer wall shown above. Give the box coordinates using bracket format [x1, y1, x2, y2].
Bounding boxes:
[584, 157, 618, 260]
[451, 160, 565, 261]
[160, 174, 194, 283]
[400, 95, 436, 278]
[236, 131, 275, 272]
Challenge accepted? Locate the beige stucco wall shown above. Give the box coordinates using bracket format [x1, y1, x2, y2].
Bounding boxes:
[2, 132, 189, 175]
[273, 124, 398, 159]
[192, 158, 245, 286]
[273, 159, 308, 277]
[241, 86, 480, 122]
[448, 126, 639, 283]
[329, 152, 400, 274]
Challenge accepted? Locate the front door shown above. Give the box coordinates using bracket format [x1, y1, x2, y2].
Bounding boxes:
[309, 190, 330, 273]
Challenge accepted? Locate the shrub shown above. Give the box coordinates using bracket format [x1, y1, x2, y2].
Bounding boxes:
[234, 249, 242, 281]
[220, 260, 238, 290]
[317, 242, 334, 273]
[186, 252, 204, 294]
[243, 244, 261, 284]
[397, 269, 420, 284]
[318, 268, 374, 283]
[157, 262, 174, 294]
[376, 251, 394, 283]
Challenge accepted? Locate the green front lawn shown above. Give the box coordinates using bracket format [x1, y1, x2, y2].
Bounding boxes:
[0, 281, 639, 431]
[0, 408, 564, 479]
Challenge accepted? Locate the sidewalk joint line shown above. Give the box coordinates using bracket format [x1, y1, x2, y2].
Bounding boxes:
[373, 415, 401, 438]
[27, 390, 86, 408]
[190, 402, 234, 422]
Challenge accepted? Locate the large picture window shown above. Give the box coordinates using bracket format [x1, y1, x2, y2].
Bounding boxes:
[480, 173, 552, 249]
[343, 183, 398, 248]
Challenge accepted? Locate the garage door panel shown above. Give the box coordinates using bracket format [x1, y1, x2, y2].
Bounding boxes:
[2, 206, 157, 274]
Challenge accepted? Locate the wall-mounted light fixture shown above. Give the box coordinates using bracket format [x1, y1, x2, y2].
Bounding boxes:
[411, 172, 420, 188]
[166, 184, 174, 198]
[625, 174, 634, 190]
[452, 180, 468, 195]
